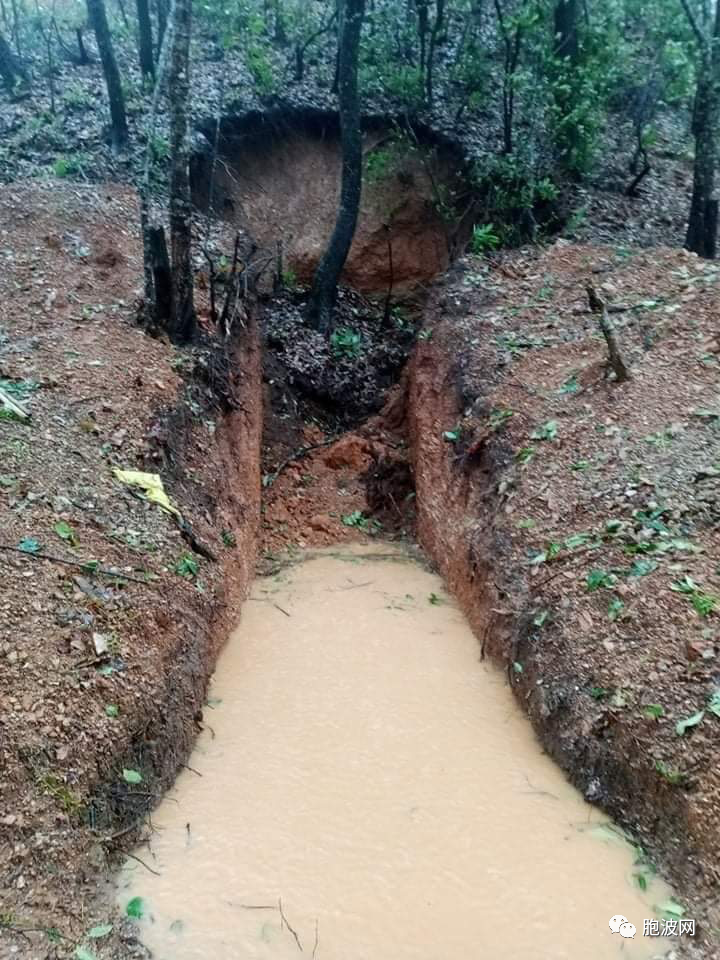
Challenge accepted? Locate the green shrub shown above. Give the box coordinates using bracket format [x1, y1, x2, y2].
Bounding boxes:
[470, 223, 501, 254]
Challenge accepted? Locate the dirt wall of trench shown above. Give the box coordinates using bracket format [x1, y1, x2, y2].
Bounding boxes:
[0, 183, 263, 958]
[403, 299, 718, 953]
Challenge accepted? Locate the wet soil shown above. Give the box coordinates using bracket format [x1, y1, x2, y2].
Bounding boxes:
[0, 182, 262, 958]
[404, 243, 720, 954]
[191, 111, 470, 296]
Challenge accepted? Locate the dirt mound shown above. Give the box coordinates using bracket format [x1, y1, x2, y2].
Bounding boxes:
[191, 111, 470, 295]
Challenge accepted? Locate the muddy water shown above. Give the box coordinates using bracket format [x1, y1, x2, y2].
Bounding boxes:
[117, 547, 672, 959]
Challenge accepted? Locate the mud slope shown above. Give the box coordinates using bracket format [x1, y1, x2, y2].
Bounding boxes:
[0, 182, 261, 957]
[405, 243, 720, 950]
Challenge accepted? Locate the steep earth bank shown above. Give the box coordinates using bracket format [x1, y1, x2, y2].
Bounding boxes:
[0, 183, 262, 958]
[404, 244, 720, 953]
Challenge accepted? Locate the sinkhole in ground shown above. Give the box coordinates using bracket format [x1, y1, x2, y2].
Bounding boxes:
[191, 108, 473, 297]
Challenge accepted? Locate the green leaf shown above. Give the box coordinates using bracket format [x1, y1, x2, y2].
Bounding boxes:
[675, 710, 705, 735]
[587, 569, 615, 591]
[18, 537, 41, 554]
[564, 532, 591, 549]
[0, 377, 38, 399]
[105, 705, 119, 718]
[634, 871, 648, 891]
[515, 446, 535, 464]
[122, 768, 143, 784]
[656, 900, 685, 920]
[74, 948, 98, 960]
[489, 407, 514, 430]
[546, 541, 562, 560]
[692, 592, 717, 617]
[174, 553, 199, 579]
[558, 375, 579, 394]
[670, 575, 699, 595]
[629, 558, 657, 577]
[87, 923, 113, 939]
[428, 592, 443, 605]
[512, 661, 523, 674]
[442, 428, 460, 442]
[125, 896, 145, 919]
[533, 609, 549, 627]
[529, 549, 547, 566]
[643, 704, 664, 719]
[608, 598, 624, 621]
[341, 510, 364, 527]
[530, 419, 558, 441]
[54, 521, 76, 544]
[707, 690, 720, 717]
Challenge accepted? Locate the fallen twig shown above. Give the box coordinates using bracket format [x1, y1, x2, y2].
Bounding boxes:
[279, 898, 303, 952]
[180, 762, 203, 777]
[0, 386, 30, 420]
[124, 851, 161, 876]
[249, 597, 291, 617]
[263, 437, 339, 488]
[94, 817, 149, 844]
[0, 544, 151, 584]
[312, 919, 319, 959]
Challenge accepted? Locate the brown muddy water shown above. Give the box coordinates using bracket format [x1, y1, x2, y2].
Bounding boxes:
[116, 547, 673, 959]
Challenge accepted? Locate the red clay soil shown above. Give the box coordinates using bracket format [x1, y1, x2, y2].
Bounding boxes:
[193, 123, 462, 295]
[405, 242, 720, 954]
[0, 182, 261, 958]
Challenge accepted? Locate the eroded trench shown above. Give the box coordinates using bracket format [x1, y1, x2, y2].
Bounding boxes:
[113, 114, 678, 957]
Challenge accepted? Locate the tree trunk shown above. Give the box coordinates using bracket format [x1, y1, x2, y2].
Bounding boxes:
[686, 63, 719, 257]
[551, 0, 581, 175]
[0, 28, 25, 92]
[155, 0, 168, 58]
[306, 0, 365, 332]
[76, 27, 92, 64]
[86, 0, 129, 151]
[415, 0, 428, 71]
[273, 0, 286, 44]
[167, 0, 196, 342]
[136, 0, 155, 80]
[553, 0, 578, 60]
[680, 0, 720, 258]
[425, 0, 444, 104]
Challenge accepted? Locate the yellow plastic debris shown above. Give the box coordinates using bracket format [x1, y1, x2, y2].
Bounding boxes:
[113, 469, 180, 517]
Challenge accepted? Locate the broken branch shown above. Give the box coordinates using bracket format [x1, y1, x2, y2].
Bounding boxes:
[586, 283, 630, 383]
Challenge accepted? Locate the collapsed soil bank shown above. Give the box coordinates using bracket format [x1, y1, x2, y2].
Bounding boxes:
[191, 109, 471, 295]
